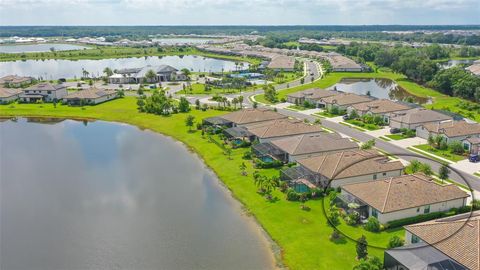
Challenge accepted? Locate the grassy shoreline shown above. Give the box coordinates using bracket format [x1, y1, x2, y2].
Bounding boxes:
[0, 97, 403, 269]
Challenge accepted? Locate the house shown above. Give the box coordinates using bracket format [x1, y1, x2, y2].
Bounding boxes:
[0, 75, 33, 87]
[20, 83, 67, 103]
[347, 99, 412, 123]
[0, 87, 22, 104]
[286, 88, 338, 105]
[323, 53, 364, 72]
[282, 150, 404, 188]
[340, 173, 468, 224]
[461, 137, 480, 155]
[63, 88, 118, 105]
[466, 63, 480, 76]
[385, 212, 480, 270]
[416, 120, 480, 143]
[108, 65, 185, 84]
[389, 108, 453, 130]
[267, 55, 295, 72]
[252, 133, 358, 163]
[319, 93, 373, 110]
[204, 108, 287, 128]
[246, 118, 324, 143]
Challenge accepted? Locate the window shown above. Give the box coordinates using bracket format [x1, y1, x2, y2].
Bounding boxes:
[424, 205, 430, 214]
[416, 208, 420, 213]
[464, 143, 470, 150]
[383, 172, 387, 176]
[47, 91, 51, 94]
[411, 235, 420, 244]
[373, 174, 377, 180]
[372, 208, 378, 218]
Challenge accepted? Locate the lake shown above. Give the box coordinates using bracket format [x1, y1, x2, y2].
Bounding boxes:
[0, 55, 249, 80]
[438, 59, 476, 69]
[0, 118, 275, 270]
[332, 78, 430, 104]
[0, 43, 89, 53]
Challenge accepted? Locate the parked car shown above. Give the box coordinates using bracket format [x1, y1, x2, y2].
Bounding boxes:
[342, 115, 350, 120]
[390, 128, 401, 134]
[469, 154, 479, 163]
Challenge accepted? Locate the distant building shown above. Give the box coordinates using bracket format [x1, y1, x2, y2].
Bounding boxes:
[108, 65, 186, 84]
[466, 64, 480, 76]
[63, 88, 118, 105]
[20, 83, 67, 103]
[0, 75, 34, 88]
[0, 87, 22, 104]
[267, 55, 295, 72]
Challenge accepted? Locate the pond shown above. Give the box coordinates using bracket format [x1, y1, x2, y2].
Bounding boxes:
[0, 118, 275, 270]
[0, 55, 249, 80]
[438, 59, 476, 69]
[332, 78, 430, 104]
[0, 43, 89, 53]
[152, 38, 214, 45]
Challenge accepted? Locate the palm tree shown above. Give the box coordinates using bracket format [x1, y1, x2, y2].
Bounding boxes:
[81, 68, 89, 79]
[103, 67, 113, 77]
[232, 97, 238, 109]
[145, 69, 157, 83]
[238, 96, 244, 108]
[261, 177, 278, 195]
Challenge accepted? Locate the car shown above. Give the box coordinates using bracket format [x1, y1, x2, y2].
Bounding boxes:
[469, 154, 479, 163]
[342, 115, 350, 120]
[390, 128, 401, 134]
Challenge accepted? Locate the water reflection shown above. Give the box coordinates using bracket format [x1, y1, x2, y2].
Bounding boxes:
[333, 78, 430, 104]
[0, 43, 89, 53]
[0, 119, 274, 270]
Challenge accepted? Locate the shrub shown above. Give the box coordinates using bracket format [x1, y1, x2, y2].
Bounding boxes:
[346, 211, 361, 226]
[364, 217, 381, 232]
[254, 158, 283, 169]
[387, 236, 405, 248]
[286, 188, 300, 201]
[329, 230, 342, 241]
[449, 141, 465, 155]
[386, 211, 448, 228]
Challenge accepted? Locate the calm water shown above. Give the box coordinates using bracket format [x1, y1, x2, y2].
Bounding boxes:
[0, 55, 248, 80]
[332, 78, 430, 104]
[438, 59, 475, 69]
[0, 43, 89, 53]
[152, 38, 213, 45]
[0, 118, 274, 270]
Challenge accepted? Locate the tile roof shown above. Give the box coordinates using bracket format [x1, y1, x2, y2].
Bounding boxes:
[267, 55, 295, 69]
[422, 121, 480, 137]
[342, 173, 469, 213]
[64, 88, 117, 99]
[287, 88, 339, 100]
[270, 133, 358, 155]
[465, 137, 480, 145]
[405, 212, 480, 270]
[321, 93, 373, 106]
[0, 75, 32, 85]
[391, 108, 453, 124]
[297, 150, 404, 180]
[467, 64, 480, 76]
[247, 119, 324, 139]
[220, 108, 287, 125]
[350, 99, 412, 114]
[24, 83, 66, 92]
[0, 87, 22, 98]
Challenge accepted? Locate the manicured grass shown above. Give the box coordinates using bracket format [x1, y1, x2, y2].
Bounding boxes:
[339, 121, 367, 132]
[313, 111, 339, 118]
[286, 105, 310, 111]
[345, 119, 381, 131]
[412, 144, 466, 162]
[180, 83, 254, 95]
[385, 134, 412, 141]
[0, 97, 402, 270]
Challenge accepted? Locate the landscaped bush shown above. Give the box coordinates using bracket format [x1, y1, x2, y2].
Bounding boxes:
[386, 211, 449, 229]
[345, 211, 361, 226]
[387, 236, 405, 248]
[254, 158, 283, 169]
[286, 188, 300, 201]
[449, 141, 465, 155]
[364, 217, 381, 232]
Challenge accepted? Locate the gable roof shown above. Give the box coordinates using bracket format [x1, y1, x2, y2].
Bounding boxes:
[270, 133, 358, 155]
[342, 173, 469, 213]
[247, 119, 324, 139]
[297, 150, 404, 180]
[405, 212, 480, 270]
[267, 55, 295, 69]
[24, 83, 66, 92]
[391, 108, 453, 124]
[422, 121, 480, 137]
[64, 88, 117, 99]
[350, 99, 412, 114]
[220, 108, 287, 125]
[0, 75, 32, 85]
[321, 93, 373, 106]
[0, 87, 22, 98]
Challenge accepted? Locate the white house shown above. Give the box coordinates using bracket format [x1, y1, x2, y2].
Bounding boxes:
[20, 83, 67, 103]
[108, 65, 186, 84]
[416, 120, 480, 143]
[63, 88, 118, 105]
[0, 87, 22, 104]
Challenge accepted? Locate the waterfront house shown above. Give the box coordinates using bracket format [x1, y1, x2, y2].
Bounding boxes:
[0, 87, 22, 104]
[267, 55, 295, 72]
[286, 88, 338, 106]
[340, 173, 468, 224]
[385, 212, 480, 270]
[247, 118, 324, 143]
[416, 120, 480, 143]
[322, 52, 364, 72]
[281, 150, 404, 189]
[319, 93, 373, 110]
[252, 133, 358, 163]
[389, 108, 453, 130]
[204, 108, 287, 128]
[20, 83, 67, 103]
[108, 65, 186, 84]
[0, 75, 34, 88]
[63, 88, 118, 105]
[347, 99, 412, 123]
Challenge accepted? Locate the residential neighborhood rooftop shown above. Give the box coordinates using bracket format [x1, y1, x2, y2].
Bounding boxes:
[270, 133, 358, 155]
[0, 75, 32, 85]
[391, 108, 453, 124]
[267, 55, 295, 70]
[220, 108, 287, 125]
[342, 173, 469, 213]
[63, 88, 117, 99]
[247, 119, 324, 139]
[423, 120, 480, 137]
[297, 150, 404, 180]
[0, 87, 22, 98]
[350, 99, 412, 114]
[24, 82, 66, 91]
[321, 92, 373, 106]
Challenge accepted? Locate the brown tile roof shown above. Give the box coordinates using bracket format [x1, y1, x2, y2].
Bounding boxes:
[405, 212, 480, 270]
[321, 93, 373, 106]
[24, 82, 66, 92]
[342, 174, 469, 213]
[391, 108, 452, 124]
[267, 55, 295, 70]
[467, 64, 480, 76]
[247, 119, 324, 139]
[422, 121, 480, 137]
[465, 137, 480, 145]
[327, 54, 362, 69]
[270, 133, 358, 155]
[287, 88, 337, 100]
[350, 99, 412, 114]
[297, 150, 404, 180]
[0, 75, 32, 85]
[0, 87, 22, 98]
[220, 108, 287, 125]
[64, 88, 117, 99]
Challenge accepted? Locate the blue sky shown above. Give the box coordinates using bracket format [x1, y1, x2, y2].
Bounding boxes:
[0, 0, 479, 25]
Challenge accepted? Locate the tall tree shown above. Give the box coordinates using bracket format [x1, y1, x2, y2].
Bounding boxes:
[356, 235, 368, 259]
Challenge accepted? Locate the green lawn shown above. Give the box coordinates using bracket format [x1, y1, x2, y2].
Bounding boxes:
[286, 105, 310, 111]
[0, 97, 403, 269]
[179, 83, 255, 95]
[345, 119, 382, 131]
[385, 134, 412, 141]
[412, 144, 466, 162]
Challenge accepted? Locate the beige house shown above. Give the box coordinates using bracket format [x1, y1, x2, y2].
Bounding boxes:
[286, 88, 339, 106]
[340, 173, 469, 224]
[210, 108, 287, 128]
[63, 88, 118, 105]
[267, 55, 295, 71]
[289, 150, 404, 188]
[347, 99, 412, 123]
[20, 83, 67, 103]
[389, 108, 453, 130]
[0, 87, 22, 104]
[0, 75, 33, 88]
[247, 119, 324, 143]
[416, 120, 480, 143]
[319, 93, 373, 110]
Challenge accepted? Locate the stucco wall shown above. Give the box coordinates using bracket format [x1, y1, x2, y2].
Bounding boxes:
[329, 169, 403, 188]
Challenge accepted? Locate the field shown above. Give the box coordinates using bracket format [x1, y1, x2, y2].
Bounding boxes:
[0, 97, 403, 270]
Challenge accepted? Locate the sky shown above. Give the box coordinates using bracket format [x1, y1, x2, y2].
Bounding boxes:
[0, 0, 479, 26]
